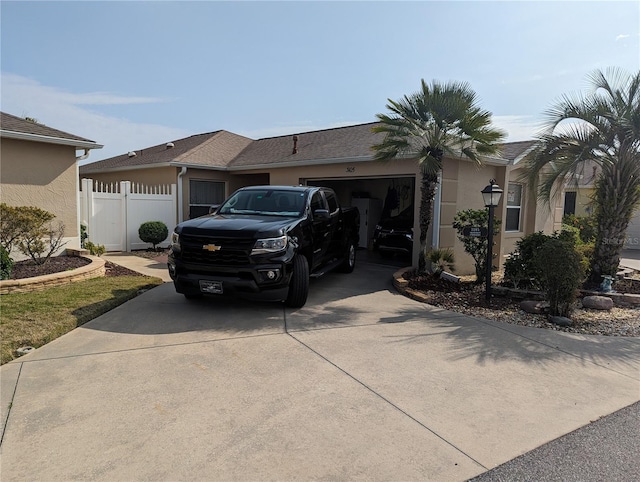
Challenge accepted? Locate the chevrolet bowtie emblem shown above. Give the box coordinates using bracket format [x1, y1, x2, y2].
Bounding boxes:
[203, 244, 221, 252]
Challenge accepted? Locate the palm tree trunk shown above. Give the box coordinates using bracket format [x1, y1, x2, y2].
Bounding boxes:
[591, 218, 626, 282]
[590, 160, 640, 283]
[418, 171, 438, 273]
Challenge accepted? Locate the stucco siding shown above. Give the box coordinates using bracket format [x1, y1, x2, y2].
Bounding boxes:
[1, 138, 79, 239]
[444, 161, 506, 275]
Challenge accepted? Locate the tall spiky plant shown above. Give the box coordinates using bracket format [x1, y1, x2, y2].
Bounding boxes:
[371, 79, 506, 272]
[525, 68, 640, 282]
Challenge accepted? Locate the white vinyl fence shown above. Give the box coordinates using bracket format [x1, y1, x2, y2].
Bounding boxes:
[80, 178, 177, 252]
[626, 210, 640, 250]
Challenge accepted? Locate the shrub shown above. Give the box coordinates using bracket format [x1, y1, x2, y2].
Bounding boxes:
[80, 224, 88, 248]
[138, 221, 168, 251]
[0, 204, 54, 254]
[452, 208, 501, 284]
[84, 241, 106, 257]
[0, 204, 67, 265]
[562, 213, 597, 244]
[535, 237, 584, 317]
[1, 245, 13, 280]
[425, 248, 455, 276]
[503, 231, 550, 289]
[17, 220, 67, 265]
[504, 229, 592, 292]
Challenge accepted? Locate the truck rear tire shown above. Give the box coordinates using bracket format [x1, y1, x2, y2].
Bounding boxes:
[339, 240, 356, 273]
[286, 255, 309, 308]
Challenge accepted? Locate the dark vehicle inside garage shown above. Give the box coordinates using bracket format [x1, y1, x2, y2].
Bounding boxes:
[306, 177, 415, 264]
[373, 205, 414, 259]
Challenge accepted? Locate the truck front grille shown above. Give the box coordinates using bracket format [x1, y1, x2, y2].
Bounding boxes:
[180, 234, 254, 265]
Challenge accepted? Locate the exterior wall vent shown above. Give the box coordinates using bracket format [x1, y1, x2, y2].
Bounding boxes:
[166, 142, 175, 149]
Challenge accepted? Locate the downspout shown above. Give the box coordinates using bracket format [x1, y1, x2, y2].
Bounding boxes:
[177, 166, 187, 223]
[76, 149, 90, 162]
[75, 149, 90, 250]
[431, 171, 442, 249]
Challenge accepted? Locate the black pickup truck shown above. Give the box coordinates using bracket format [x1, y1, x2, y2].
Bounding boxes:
[167, 185, 360, 307]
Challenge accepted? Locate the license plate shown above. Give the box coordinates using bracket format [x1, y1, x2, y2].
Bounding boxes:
[199, 280, 223, 294]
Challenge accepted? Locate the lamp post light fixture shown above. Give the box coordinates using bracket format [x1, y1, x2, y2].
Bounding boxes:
[481, 179, 503, 302]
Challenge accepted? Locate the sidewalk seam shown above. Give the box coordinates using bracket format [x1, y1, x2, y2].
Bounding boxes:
[1, 362, 23, 448]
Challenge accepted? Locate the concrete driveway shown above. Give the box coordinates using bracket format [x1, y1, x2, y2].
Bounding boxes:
[1, 259, 639, 481]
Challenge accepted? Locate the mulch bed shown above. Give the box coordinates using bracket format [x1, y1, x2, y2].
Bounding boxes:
[406, 272, 517, 311]
[8, 256, 143, 279]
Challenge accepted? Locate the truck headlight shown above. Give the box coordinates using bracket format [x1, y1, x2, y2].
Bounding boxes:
[170, 231, 181, 251]
[251, 235, 287, 255]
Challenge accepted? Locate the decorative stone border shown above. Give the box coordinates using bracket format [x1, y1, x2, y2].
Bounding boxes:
[0, 255, 106, 295]
[392, 267, 434, 303]
[393, 267, 640, 307]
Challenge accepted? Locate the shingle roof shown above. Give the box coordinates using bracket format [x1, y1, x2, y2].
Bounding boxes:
[228, 122, 384, 168]
[80, 130, 252, 173]
[499, 140, 537, 163]
[0, 111, 96, 143]
[80, 121, 537, 174]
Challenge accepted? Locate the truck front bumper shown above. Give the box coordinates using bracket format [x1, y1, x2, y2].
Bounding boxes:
[167, 255, 293, 302]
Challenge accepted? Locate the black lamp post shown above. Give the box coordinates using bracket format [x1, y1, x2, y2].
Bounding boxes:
[481, 179, 503, 302]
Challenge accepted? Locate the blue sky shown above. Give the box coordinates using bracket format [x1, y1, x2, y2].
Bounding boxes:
[2, 0, 639, 164]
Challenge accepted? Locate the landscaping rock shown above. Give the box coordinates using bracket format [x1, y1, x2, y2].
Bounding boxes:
[549, 316, 572, 327]
[622, 294, 640, 306]
[520, 300, 549, 314]
[582, 295, 614, 311]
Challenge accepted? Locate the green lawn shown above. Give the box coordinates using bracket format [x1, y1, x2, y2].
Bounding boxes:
[1, 276, 163, 365]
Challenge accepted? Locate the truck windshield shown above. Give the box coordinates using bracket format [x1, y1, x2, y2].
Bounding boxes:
[218, 190, 306, 217]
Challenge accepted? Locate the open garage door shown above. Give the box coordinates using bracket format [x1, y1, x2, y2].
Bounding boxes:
[305, 176, 415, 264]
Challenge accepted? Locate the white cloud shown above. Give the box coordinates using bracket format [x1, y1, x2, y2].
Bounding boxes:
[0, 73, 189, 164]
[616, 34, 631, 41]
[492, 115, 542, 141]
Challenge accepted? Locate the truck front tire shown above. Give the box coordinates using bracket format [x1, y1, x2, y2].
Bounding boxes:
[286, 255, 309, 308]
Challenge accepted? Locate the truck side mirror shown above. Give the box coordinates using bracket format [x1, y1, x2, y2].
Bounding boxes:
[313, 209, 330, 220]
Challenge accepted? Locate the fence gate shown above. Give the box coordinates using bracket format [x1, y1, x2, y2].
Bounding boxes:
[80, 178, 177, 252]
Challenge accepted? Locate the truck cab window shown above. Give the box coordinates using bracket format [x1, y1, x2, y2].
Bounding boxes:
[310, 192, 325, 213]
[324, 191, 339, 214]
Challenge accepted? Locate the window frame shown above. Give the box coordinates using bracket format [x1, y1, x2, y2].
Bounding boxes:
[505, 183, 523, 232]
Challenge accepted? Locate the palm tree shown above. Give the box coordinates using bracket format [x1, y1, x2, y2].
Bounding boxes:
[525, 68, 640, 282]
[371, 79, 506, 272]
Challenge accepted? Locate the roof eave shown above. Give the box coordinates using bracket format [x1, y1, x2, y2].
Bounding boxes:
[1, 130, 103, 150]
[481, 155, 511, 166]
[169, 161, 229, 171]
[81, 162, 173, 175]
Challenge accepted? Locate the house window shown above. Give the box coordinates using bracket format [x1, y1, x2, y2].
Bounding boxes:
[505, 183, 523, 232]
[564, 191, 577, 216]
[189, 180, 225, 218]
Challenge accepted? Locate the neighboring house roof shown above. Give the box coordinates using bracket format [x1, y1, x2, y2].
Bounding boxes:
[502, 140, 537, 164]
[80, 130, 253, 174]
[80, 122, 539, 175]
[0, 111, 102, 150]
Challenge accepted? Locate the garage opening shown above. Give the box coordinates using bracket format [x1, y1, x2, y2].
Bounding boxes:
[305, 176, 415, 265]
